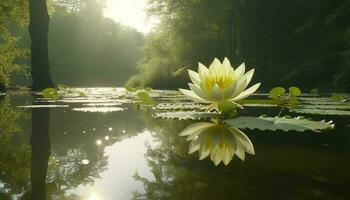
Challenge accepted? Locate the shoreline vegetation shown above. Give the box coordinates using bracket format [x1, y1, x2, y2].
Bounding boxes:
[1, 0, 350, 92]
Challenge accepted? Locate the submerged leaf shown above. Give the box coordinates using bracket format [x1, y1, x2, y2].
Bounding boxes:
[224, 116, 334, 132]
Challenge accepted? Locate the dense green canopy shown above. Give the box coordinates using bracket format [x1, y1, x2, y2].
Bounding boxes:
[127, 0, 350, 92]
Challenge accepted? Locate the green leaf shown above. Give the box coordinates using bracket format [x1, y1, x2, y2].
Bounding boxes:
[136, 91, 155, 105]
[268, 87, 285, 99]
[293, 108, 350, 116]
[237, 99, 280, 107]
[137, 91, 150, 99]
[288, 86, 301, 97]
[155, 111, 223, 120]
[154, 103, 205, 110]
[224, 116, 334, 132]
[41, 88, 60, 99]
[126, 86, 136, 92]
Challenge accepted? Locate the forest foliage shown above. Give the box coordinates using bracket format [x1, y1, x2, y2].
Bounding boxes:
[127, 0, 350, 92]
[1, 0, 145, 88]
[1, 0, 349, 91]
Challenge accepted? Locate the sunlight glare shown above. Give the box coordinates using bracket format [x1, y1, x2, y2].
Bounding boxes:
[88, 192, 101, 200]
[103, 0, 158, 33]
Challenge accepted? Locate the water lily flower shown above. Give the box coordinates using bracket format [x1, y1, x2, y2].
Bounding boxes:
[179, 57, 260, 112]
[180, 122, 255, 166]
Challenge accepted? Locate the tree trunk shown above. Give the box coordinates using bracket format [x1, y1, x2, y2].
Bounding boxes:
[0, 82, 5, 93]
[29, 0, 55, 91]
[31, 104, 51, 200]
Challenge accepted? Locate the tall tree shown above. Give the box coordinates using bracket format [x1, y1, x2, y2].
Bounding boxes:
[29, 0, 54, 90]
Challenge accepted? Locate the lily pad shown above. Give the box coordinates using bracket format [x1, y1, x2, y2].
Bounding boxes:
[155, 111, 222, 120]
[41, 88, 60, 99]
[72, 107, 126, 113]
[289, 86, 301, 97]
[154, 103, 205, 110]
[293, 109, 350, 116]
[268, 87, 285, 99]
[224, 116, 334, 132]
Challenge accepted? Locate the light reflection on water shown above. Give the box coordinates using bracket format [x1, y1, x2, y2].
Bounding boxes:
[67, 131, 155, 200]
[0, 88, 349, 200]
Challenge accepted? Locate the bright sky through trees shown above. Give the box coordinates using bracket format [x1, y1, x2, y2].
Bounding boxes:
[103, 0, 157, 34]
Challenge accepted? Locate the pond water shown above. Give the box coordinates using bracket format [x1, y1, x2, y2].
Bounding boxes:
[0, 88, 349, 200]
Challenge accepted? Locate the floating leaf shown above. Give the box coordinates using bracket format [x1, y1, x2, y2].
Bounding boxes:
[224, 116, 334, 132]
[330, 94, 349, 102]
[155, 111, 222, 120]
[17, 105, 69, 108]
[268, 87, 285, 99]
[41, 88, 60, 99]
[293, 108, 350, 116]
[154, 103, 205, 110]
[126, 86, 137, 92]
[289, 86, 301, 97]
[72, 107, 126, 113]
[297, 104, 350, 110]
[137, 91, 150, 99]
[238, 99, 280, 106]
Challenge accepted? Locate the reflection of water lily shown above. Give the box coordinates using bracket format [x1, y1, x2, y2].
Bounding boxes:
[180, 122, 255, 166]
[179, 58, 260, 111]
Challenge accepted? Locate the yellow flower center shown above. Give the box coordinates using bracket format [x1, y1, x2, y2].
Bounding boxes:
[203, 74, 234, 91]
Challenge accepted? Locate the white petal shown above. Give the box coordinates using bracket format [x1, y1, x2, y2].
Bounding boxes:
[199, 145, 210, 160]
[210, 84, 223, 101]
[230, 68, 255, 98]
[222, 81, 237, 99]
[210, 148, 223, 166]
[209, 58, 222, 71]
[198, 62, 209, 81]
[188, 70, 201, 86]
[235, 62, 245, 78]
[189, 83, 212, 101]
[179, 88, 211, 103]
[230, 127, 255, 155]
[242, 68, 255, 89]
[179, 122, 213, 136]
[231, 83, 261, 101]
[223, 148, 234, 165]
[235, 147, 245, 161]
[222, 57, 233, 74]
[189, 142, 200, 154]
[223, 57, 232, 69]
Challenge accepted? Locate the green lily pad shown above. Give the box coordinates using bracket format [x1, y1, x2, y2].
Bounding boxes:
[293, 109, 350, 116]
[224, 116, 334, 132]
[268, 87, 285, 99]
[155, 111, 223, 120]
[289, 86, 301, 97]
[154, 103, 205, 110]
[41, 88, 60, 99]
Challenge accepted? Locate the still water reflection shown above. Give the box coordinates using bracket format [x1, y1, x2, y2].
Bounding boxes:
[0, 88, 349, 199]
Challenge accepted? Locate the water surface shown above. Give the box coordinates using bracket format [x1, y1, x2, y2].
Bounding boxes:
[0, 88, 349, 200]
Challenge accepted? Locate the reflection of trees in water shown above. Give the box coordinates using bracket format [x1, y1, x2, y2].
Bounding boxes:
[0, 97, 112, 199]
[0, 97, 30, 199]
